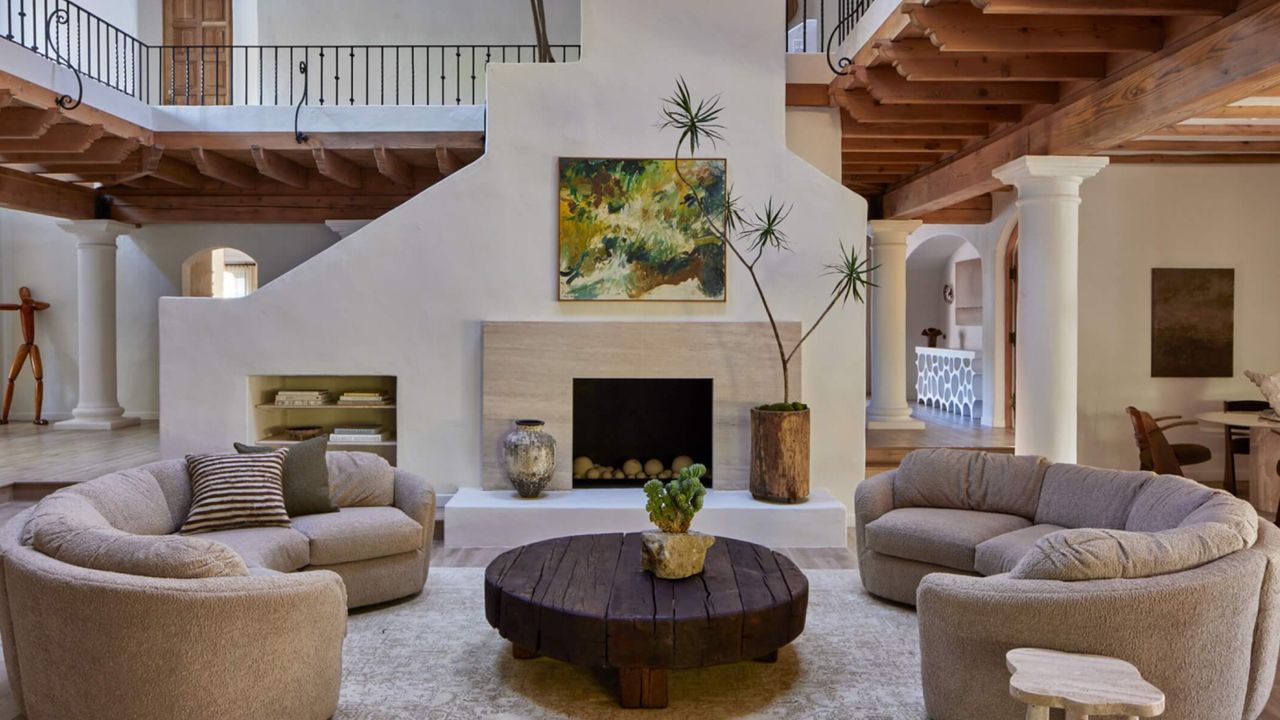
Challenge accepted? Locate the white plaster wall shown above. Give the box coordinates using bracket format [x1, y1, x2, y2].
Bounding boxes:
[0, 210, 336, 420]
[255, 0, 580, 45]
[943, 243, 982, 351]
[1077, 164, 1280, 482]
[160, 0, 868, 512]
[785, 107, 842, 182]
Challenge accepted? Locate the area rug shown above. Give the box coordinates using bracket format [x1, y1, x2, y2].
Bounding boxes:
[337, 568, 926, 719]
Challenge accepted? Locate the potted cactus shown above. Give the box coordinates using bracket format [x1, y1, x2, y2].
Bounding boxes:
[659, 78, 874, 504]
[641, 464, 715, 579]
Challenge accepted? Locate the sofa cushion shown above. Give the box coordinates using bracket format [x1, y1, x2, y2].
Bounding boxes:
[970, 453, 1049, 518]
[197, 526, 311, 572]
[236, 436, 339, 517]
[290, 507, 423, 566]
[894, 449, 1047, 519]
[973, 524, 1066, 576]
[327, 452, 395, 507]
[32, 518, 248, 579]
[1009, 521, 1254, 581]
[865, 507, 1031, 572]
[20, 492, 110, 545]
[1181, 492, 1259, 546]
[138, 459, 195, 531]
[1125, 475, 1217, 532]
[180, 450, 292, 535]
[1035, 463, 1152, 529]
[61, 468, 175, 536]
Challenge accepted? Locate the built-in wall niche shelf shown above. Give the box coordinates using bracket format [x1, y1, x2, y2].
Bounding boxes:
[248, 375, 398, 466]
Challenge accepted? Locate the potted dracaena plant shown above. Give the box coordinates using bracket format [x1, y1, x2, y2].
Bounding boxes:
[641, 464, 713, 579]
[659, 78, 874, 503]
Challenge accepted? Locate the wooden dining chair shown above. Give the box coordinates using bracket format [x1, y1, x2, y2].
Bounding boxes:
[1125, 407, 1213, 477]
[1223, 400, 1270, 496]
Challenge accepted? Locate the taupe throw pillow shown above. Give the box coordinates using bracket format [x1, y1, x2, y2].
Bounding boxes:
[1009, 523, 1250, 582]
[235, 436, 337, 517]
[180, 450, 292, 534]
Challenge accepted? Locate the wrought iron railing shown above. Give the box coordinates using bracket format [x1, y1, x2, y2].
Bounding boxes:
[786, 0, 875, 54]
[2, 0, 581, 106]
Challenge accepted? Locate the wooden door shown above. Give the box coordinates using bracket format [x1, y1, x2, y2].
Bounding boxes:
[1004, 225, 1019, 427]
[163, 0, 232, 105]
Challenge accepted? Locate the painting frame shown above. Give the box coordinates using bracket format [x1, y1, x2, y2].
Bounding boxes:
[557, 157, 729, 302]
[1150, 267, 1235, 378]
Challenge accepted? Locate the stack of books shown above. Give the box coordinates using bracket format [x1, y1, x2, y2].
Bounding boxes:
[337, 391, 393, 406]
[329, 424, 390, 443]
[273, 390, 332, 407]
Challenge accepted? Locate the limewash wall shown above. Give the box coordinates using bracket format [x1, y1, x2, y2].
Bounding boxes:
[0, 211, 336, 421]
[160, 0, 868, 511]
[1076, 164, 1280, 483]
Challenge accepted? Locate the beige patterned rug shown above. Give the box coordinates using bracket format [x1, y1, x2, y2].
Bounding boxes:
[337, 567, 926, 719]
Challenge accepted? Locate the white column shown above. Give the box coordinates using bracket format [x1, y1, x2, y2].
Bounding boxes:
[55, 220, 140, 430]
[992, 156, 1108, 462]
[867, 219, 925, 430]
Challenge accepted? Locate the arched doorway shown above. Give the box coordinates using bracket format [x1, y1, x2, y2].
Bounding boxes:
[182, 248, 258, 298]
[1004, 224, 1020, 426]
[904, 234, 983, 416]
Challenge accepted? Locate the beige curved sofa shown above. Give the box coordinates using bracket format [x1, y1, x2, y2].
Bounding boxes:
[0, 451, 435, 720]
[855, 448, 1280, 720]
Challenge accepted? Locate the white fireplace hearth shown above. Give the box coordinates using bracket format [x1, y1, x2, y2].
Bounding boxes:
[444, 487, 847, 548]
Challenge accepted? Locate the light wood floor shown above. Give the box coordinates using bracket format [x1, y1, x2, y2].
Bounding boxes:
[0, 421, 159, 489]
[867, 402, 1016, 450]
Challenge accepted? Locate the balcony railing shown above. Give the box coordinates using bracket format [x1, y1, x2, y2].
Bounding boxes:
[786, 0, 875, 53]
[3, 0, 580, 106]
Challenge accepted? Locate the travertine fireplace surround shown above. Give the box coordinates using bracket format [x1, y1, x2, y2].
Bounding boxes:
[481, 321, 801, 491]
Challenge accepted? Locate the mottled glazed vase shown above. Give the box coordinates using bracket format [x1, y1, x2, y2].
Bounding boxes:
[503, 419, 556, 498]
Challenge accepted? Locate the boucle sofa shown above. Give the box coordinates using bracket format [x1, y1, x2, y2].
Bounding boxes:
[855, 448, 1280, 720]
[0, 451, 435, 720]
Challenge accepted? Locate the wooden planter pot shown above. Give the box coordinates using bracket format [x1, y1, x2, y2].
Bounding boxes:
[749, 407, 810, 503]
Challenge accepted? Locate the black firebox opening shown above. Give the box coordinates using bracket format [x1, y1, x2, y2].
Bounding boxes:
[572, 378, 713, 488]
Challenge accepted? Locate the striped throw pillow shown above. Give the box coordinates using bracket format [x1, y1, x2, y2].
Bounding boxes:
[181, 450, 292, 535]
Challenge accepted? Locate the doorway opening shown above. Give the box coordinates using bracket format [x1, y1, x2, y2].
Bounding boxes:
[182, 248, 258, 298]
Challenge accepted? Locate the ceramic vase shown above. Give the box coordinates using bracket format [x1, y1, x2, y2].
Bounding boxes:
[503, 419, 556, 498]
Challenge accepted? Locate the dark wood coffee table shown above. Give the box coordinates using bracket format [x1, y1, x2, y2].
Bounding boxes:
[484, 532, 808, 708]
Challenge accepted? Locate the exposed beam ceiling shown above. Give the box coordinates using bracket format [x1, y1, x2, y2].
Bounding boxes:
[908, 5, 1166, 53]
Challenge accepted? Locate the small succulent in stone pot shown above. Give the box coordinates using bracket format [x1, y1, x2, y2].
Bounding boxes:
[641, 464, 715, 579]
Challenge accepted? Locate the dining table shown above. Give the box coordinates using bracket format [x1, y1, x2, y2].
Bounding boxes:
[1196, 410, 1280, 516]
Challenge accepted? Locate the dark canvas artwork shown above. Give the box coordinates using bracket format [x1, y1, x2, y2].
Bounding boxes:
[1151, 268, 1234, 377]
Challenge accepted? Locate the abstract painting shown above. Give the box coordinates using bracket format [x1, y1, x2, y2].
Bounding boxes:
[1151, 268, 1234, 377]
[558, 158, 727, 301]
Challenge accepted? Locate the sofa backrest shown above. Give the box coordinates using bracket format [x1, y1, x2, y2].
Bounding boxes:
[1034, 463, 1153, 529]
[326, 451, 395, 507]
[894, 449, 1048, 519]
[43, 467, 178, 537]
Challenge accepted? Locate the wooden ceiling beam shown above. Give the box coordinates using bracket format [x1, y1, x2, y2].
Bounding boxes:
[842, 118, 990, 139]
[250, 146, 309, 188]
[0, 164, 95, 218]
[108, 194, 411, 224]
[786, 83, 831, 107]
[858, 66, 1059, 105]
[435, 147, 462, 176]
[191, 147, 258, 188]
[1105, 153, 1280, 164]
[1194, 105, 1280, 120]
[835, 88, 1022, 123]
[908, 5, 1165, 52]
[312, 147, 363, 188]
[878, 40, 1107, 81]
[373, 146, 414, 187]
[0, 107, 60, 139]
[1111, 140, 1280, 152]
[0, 137, 139, 165]
[971, 0, 1235, 16]
[841, 162, 930, 173]
[1150, 123, 1280, 136]
[845, 151, 946, 163]
[842, 137, 965, 152]
[0, 123, 104, 153]
[884, 1, 1280, 218]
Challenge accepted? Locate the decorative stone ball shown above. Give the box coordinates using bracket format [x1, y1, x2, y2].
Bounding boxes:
[622, 459, 643, 476]
[586, 467, 602, 480]
[659, 469, 673, 479]
[626, 473, 637, 480]
[644, 459, 664, 476]
[573, 457, 594, 476]
[671, 455, 694, 473]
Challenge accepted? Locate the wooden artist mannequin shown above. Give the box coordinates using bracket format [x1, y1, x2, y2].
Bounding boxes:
[1, 287, 51, 425]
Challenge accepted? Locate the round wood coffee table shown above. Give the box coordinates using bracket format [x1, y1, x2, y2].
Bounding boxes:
[484, 532, 808, 708]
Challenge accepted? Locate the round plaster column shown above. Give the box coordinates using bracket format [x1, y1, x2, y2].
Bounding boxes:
[55, 220, 140, 430]
[992, 156, 1108, 462]
[867, 219, 925, 430]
